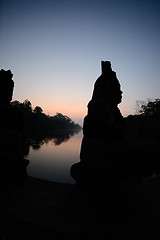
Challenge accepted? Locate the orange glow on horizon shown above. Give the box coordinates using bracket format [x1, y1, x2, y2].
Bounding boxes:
[30, 103, 86, 120]
[13, 95, 135, 121]
[40, 102, 133, 119]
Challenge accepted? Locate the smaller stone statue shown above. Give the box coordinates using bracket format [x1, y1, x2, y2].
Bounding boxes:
[0, 69, 29, 184]
[0, 69, 14, 105]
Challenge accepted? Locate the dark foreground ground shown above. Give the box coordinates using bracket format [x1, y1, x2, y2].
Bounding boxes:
[1, 176, 160, 239]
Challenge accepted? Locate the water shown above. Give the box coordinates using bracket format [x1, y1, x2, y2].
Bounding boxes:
[27, 130, 160, 184]
[27, 130, 82, 184]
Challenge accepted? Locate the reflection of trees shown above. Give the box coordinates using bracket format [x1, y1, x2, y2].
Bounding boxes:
[30, 138, 50, 150]
[52, 129, 77, 145]
[10, 99, 82, 150]
[52, 137, 69, 146]
[29, 129, 81, 149]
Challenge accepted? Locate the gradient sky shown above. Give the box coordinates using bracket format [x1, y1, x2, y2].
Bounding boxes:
[1, 0, 160, 124]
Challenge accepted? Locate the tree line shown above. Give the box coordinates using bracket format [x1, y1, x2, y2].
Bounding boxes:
[10, 98, 160, 140]
[10, 99, 82, 137]
[125, 98, 160, 140]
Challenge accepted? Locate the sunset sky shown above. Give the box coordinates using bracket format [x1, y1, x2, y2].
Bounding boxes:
[1, 0, 160, 125]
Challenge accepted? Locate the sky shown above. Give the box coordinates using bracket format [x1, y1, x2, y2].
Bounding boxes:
[1, 0, 160, 125]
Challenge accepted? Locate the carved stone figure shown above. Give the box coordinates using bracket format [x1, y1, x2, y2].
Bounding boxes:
[0, 69, 29, 184]
[69, 62, 159, 224]
[71, 61, 133, 192]
[0, 69, 14, 105]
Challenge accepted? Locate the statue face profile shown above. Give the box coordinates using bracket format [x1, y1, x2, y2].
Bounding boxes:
[101, 61, 123, 105]
[101, 61, 112, 75]
[116, 89, 123, 104]
[107, 84, 122, 105]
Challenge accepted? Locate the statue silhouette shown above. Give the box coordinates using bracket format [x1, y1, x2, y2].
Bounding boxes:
[70, 62, 160, 226]
[70, 61, 133, 193]
[83, 61, 124, 140]
[0, 69, 29, 184]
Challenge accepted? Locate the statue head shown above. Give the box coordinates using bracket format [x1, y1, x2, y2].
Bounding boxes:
[92, 61, 122, 105]
[101, 61, 112, 75]
[101, 61, 122, 105]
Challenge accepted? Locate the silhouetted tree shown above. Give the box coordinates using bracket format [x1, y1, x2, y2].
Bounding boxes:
[11, 100, 23, 109]
[10, 99, 82, 138]
[33, 106, 43, 114]
[140, 98, 160, 118]
[135, 100, 146, 115]
[23, 99, 32, 112]
[125, 99, 160, 140]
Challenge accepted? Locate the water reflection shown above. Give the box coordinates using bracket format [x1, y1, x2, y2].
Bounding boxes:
[27, 130, 82, 184]
[29, 129, 81, 150]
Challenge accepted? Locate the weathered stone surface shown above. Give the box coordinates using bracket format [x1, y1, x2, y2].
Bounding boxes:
[71, 61, 134, 191]
[0, 69, 29, 183]
[0, 69, 14, 104]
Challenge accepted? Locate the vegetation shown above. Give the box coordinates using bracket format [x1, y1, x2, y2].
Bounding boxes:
[125, 98, 160, 140]
[10, 98, 160, 141]
[10, 99, 82, 138]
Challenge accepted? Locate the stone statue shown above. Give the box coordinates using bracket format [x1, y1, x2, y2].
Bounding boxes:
[83, 61, 124, 140]
[71, 61, 133, 192]
[70, 62, 158, 223]
[0, 69, 14, 105]
[0, 69, 29, 184]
